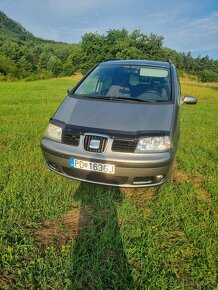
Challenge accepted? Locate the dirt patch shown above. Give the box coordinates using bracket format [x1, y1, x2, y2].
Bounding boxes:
[61, 210, 81, 236]
[34, 208, 80, 250]
[192, 175, 212, 203]
[173, 171, 188, 183]
[0, 272, 16, 289]
[121, 187, 159, 203]
[173, 170, 212, 203]
[121, 169, 211, 204]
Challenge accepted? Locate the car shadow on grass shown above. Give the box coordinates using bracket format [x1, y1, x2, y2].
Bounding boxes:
[71, 182, 135, 289]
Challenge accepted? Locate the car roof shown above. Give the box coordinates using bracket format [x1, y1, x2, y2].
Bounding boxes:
[100, 59, 171, 68]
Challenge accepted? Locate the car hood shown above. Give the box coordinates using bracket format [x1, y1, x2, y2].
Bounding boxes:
[54, 97, 174, 133]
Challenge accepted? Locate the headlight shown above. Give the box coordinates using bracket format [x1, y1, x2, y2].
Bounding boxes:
[44, 123, 62, 142]
[135, 136, 172, 152]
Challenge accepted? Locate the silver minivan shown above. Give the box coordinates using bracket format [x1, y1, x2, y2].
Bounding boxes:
[41, 60, 197, 187]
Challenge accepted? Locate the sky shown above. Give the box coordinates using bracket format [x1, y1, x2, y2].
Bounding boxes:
[0, 0, 218, 59]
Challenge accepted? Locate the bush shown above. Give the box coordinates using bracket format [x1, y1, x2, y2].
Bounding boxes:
[200, 70, 218, 83]
[0, 73, 7, 81]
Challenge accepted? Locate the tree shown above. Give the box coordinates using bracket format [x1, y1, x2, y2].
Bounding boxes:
[200, 70, 218, 82]
[64, 45, 82, 75]
[80, 32, 106, 72]
[79, 29, 166, 73]
[47, 56, 63, 76]
[0, 54, 16, 76]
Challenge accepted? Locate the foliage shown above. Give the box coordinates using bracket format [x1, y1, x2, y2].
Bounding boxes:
[0, 11, 79, 80]
[79, 29, 164, 73]
[0, 54, 16, 76]
[200, 69, 218, 82]
[0, 10, 218, 82]
[0, 10, 33, 39]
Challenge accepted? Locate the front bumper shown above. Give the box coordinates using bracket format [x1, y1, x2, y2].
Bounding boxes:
[41, 138, 174, 187]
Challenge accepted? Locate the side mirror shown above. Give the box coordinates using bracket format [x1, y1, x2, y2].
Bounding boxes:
[183, 96, 198, 105]
[67, 87, 74, 95]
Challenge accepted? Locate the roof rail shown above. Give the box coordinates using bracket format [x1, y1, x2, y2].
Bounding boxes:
[103, 58, 121, 62]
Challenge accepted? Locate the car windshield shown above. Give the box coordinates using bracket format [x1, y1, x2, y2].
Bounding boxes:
[74, 64, 171, 102]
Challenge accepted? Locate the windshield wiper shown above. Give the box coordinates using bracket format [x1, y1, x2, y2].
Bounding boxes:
[79, 95, 111, 100]
[151, 99, 168, 102]
[108, 96, 156, 103]
[75, 95, 157, 103]
[77, 95, 144, 101]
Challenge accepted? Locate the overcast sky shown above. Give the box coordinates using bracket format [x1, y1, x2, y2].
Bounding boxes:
[0, 0, 218, 59]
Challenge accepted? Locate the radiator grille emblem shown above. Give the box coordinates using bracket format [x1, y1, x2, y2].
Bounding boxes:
[89, 139, 100, 149]
[84, 135, 108, 153]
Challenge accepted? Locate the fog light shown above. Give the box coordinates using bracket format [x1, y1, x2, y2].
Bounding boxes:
[133, 177, 153, 185]
[155, 175, 164, 182]
[46, 160, 60, 172]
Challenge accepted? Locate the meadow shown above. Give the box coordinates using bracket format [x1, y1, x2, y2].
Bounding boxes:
[0, 76, 217, 289]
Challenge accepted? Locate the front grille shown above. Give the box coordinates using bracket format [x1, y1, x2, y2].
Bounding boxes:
[62, 167, 128, 185]
[84, 135, 107, 153]
[62, 132, 80, 146]
[112, 138, 137, 152]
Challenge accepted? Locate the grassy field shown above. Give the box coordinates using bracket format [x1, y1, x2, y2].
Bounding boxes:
[0, 76, 217, 289]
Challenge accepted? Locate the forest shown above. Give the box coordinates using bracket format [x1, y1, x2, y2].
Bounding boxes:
[0, 10, 218, 82]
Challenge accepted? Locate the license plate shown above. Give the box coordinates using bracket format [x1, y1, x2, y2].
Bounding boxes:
[69, 158, 115, 174]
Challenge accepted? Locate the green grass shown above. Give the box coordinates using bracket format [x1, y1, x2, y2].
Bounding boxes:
[0, 78, 217, 289]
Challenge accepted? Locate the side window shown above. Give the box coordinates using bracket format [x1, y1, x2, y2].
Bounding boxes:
[75, 70, 100, 95]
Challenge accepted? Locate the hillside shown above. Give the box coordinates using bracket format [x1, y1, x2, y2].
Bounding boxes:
[0, 10, 33, 39]
[0, 10, 80, 80]
[0, 10, 218, 81]
[0, 10, 67, 43]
